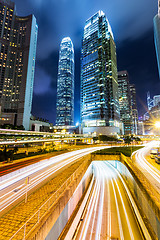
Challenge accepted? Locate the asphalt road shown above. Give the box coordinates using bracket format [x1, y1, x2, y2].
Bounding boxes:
[134, 141, 160, 193]
[0, 146, 108, 216]
[70, 161, 150, 240]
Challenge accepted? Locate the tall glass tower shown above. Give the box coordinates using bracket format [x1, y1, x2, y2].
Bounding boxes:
[0, 0, 38, 130]
[118, 71, 133, 135]
[154, 0, 160, 79]
[81, 11, 120, 131]
[56, 37, 74, 126]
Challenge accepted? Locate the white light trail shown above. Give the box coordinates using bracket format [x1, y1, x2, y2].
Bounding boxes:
[0, 147, 108, 213]
[135, 141, 160, 185]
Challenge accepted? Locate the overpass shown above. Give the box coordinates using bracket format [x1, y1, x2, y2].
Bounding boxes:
[0, 128, 94, 146]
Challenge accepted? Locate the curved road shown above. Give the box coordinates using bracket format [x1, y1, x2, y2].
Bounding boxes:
[67, 161, 150, 240]
[134, 141, 160, 192]
[0, 146, 108, 215]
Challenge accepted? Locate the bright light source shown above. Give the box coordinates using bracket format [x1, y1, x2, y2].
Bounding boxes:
[76, 122, 79, 127]
[155, 121, 160, 128]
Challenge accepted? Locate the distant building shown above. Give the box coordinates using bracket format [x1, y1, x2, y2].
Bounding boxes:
[147, 92, 154, 111]
[0, 0, 38, 130]
[153, 0, 160, 79]
[137, 121, 144, 135]
[130, 84, 138, 135]
[149, 103, 160, 120]
[30, 116, 51, 132]
[153, 95, 160, 106]
[118, 71, 133, 135]
[81, 11, 120, 136]
[56, 37, 74, 126]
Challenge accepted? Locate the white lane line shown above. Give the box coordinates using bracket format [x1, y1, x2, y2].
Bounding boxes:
[107, 162, 152, 240]
[110, 177, 124, 240]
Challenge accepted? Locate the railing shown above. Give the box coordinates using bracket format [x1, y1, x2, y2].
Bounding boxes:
[9, 158, 88, 240]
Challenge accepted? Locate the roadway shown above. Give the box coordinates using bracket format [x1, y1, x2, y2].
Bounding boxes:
[0, 146, 108, 216]
[134, 141, 160, 192]
[65, 161, 150, 240]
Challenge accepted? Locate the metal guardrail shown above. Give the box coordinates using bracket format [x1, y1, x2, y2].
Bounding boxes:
[9, 159, 88, 240]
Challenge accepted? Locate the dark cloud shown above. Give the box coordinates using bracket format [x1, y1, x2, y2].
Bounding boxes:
[117, 28, 160, 116]
[14, 0, 157, 59]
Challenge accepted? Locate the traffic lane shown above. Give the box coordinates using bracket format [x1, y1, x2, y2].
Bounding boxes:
[0, 146, 109, 187]
[134, 142, 160, 192]
[0, 147, 108, 215]
[74, 162, 145, 240]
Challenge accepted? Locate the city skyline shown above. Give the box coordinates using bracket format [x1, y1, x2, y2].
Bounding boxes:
[11, 0, 159, 124]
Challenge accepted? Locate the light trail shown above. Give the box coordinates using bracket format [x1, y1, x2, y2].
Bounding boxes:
[71, 161, 149, 240]
[0, 147, 108, 214]
[135, 141, 160, 187]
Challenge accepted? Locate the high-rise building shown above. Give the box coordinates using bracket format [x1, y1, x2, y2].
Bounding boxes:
[0, 0, 38, 130]
[56, 37, 74, 126]
[153, 0, 160, 79]
[118, 71, 133, 135]
[81, 11, 120, 135]
[130, 84, 138, 135]
[153, 95, 160, 106]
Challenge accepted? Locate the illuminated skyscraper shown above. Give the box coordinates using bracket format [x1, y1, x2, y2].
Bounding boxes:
[81, 11, 120, 135]
[0, 0, 38, 130]
[130, 84, 138, 135]
[118, 71, 133, 135]
[56, 37, 74, 126]
[154, 0, 160, 78]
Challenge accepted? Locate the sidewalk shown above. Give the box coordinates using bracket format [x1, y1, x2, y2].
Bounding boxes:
[0, 157, 87, 240]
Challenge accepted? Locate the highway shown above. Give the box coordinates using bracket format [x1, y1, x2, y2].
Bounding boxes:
[0, 146, 108, 215]
[66, 161, 150, 240]
[134, 141, 160, 192]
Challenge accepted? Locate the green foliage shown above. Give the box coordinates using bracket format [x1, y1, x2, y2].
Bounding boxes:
[94, 146, 143, 157]
[0, 146, 14, 162]
[98, 135, 118, 142]
[124, 136, 132, 145]
[14, 146, 18, 154]
[0, 124, 25, 130]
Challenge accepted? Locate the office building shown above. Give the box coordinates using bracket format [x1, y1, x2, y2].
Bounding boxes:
[118, 71, 133, 135]
[154, 0, 160, 79]
[56, 37, 74, 126]
[130, 84, 138, 135]
[153, 95, 160, 106]
[0, 0, 38, 130]
[81, 11, 120, 135]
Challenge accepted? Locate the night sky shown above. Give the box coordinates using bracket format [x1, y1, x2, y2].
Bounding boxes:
[13, 0, 159, 124]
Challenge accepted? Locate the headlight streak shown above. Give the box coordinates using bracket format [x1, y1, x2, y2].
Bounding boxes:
[135, 141, 160, 185]
[106, 162, 152, 240]
[1, 147, 108, 213]
[72, 161, 149, 240]
[0, 147, 106, 189]
[110, 176, 124, 240]
[78, 164, 101, 240]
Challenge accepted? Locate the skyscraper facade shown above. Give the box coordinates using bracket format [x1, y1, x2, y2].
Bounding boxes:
[130, 84, 138, 135]
[118, 71, 133, 135]
[0, 0, 38, 130]
[81, 11, 120, 135]
[153, 0, 160, 79]
[56, 37, 74, 126]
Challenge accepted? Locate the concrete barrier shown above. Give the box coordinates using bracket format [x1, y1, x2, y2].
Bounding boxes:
[27, 156, 92, 240]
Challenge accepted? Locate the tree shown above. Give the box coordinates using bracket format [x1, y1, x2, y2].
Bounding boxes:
[14, 146, 19, 154]
[124, 136, 132, 145]
[133, 137, 141, 144]
[98, 135, 118, 142]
